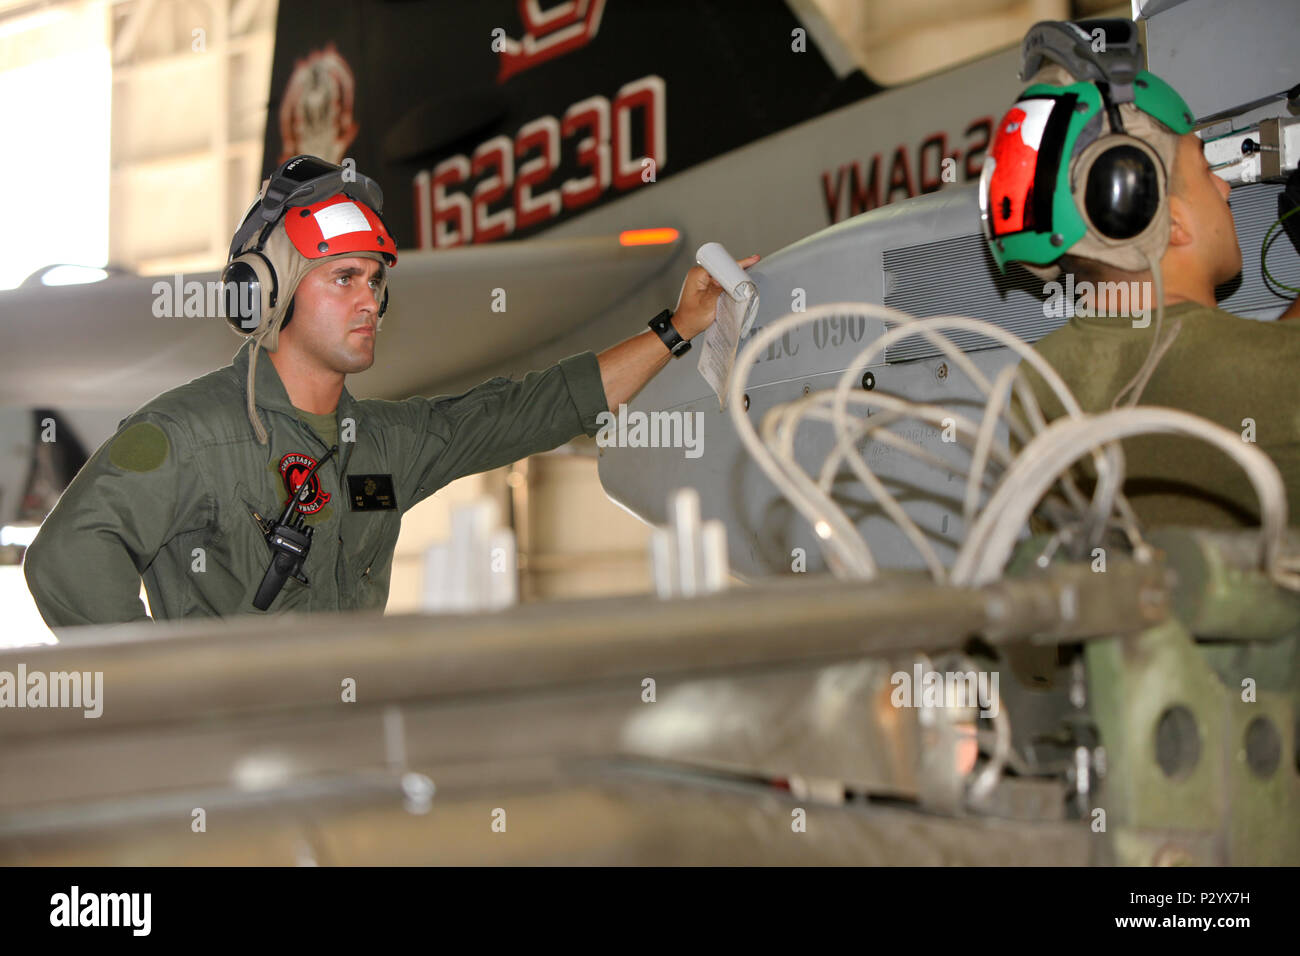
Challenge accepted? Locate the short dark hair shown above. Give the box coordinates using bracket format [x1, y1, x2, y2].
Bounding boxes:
[1165, 131, 1191, 199]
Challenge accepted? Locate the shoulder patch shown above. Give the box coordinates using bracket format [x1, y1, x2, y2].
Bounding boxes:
[109, 421, 170, 472]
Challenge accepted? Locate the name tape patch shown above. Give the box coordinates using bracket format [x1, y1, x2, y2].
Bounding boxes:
[347, 474, 397, 511]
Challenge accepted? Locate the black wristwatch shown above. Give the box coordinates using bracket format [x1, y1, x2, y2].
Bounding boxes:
[649, 308, 690, 357]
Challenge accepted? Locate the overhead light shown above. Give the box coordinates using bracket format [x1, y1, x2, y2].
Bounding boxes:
[0, 525, 40, 548]
[619, 228, 680, 247]
[39, 265, 110, 286]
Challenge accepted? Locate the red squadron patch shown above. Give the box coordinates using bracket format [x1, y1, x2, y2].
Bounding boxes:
[279, 452, 332, 515]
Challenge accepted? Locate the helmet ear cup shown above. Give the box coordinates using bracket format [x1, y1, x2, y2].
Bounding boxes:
[1076, 135, 1166, 242]
[221, 252, 278, 335]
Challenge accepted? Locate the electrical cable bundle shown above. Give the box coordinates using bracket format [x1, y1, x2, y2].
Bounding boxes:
[727, 302, 1299, 590]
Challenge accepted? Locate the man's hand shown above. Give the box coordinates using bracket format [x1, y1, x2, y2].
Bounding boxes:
[595, 252, 762, 411]
[671, 253, 761, 340]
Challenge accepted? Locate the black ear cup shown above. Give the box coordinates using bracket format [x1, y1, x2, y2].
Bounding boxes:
[221, 252, 279, 334]
[379, 285, 388, 318]
[221, 259, 262, 334]
[1083, 143, 1161, 240]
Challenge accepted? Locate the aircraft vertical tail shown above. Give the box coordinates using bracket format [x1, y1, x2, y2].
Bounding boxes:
[261, 0, 878, 250]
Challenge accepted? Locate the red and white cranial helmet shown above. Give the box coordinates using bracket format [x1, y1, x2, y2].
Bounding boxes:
[283, 194, 398, 265]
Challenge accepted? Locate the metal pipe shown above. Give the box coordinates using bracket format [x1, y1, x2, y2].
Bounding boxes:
[0, 561, 1168, 739]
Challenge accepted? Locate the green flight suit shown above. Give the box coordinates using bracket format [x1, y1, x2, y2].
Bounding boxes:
[23, 340, 609, 627]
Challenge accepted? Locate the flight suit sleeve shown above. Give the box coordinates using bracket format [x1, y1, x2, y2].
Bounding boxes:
[396, 351, 609, 507]
[22, 412, 210, 629]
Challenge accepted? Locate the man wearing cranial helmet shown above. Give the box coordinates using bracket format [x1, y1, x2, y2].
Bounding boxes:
[23, 155, 759, 626]
[982, 19, 1300, 531]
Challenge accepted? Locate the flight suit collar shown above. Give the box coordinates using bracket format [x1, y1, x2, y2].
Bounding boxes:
[231, 339, 364, 470]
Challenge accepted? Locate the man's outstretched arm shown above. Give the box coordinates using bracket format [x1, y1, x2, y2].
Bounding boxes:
[392, 254, 761, 510]
[597, 254, 760, 409]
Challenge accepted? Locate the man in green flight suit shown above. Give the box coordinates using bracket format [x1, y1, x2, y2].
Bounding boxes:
[23, 156, 758, 627]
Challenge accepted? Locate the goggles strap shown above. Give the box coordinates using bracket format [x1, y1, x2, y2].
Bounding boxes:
[1095, 81, 1127, 136]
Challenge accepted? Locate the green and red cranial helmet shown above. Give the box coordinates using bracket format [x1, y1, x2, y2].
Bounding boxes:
[980, 20, 1195, 278]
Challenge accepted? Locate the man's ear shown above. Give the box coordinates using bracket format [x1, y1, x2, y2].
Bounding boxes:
[1166, 193, 1194, 248]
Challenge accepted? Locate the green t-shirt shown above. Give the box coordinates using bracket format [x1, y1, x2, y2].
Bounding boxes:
[1020, 300, 1300, 530]
[295, 407, 339, 451]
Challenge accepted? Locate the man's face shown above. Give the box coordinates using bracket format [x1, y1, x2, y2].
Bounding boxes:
[280, 256, 384, 374]
[1169, 132, 1241, 285]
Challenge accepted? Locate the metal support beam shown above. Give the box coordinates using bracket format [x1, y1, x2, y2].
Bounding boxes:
[111, 0, 157, 64]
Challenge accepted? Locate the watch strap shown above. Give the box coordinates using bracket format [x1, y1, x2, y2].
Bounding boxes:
[648, 308, 690, 357]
